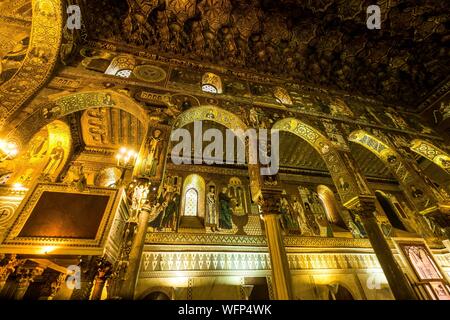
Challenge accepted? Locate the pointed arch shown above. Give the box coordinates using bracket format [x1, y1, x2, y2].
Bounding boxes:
[174, 105, 248, 133]
[179, 174, 206, 229]
[348, 129, 416, 185]
[0, 0, 64, 129]
[349, 130, 401, 163]
[348, 129, 447, 213]
[272, 118, 360, 205]
[5, 90, 149, 151]
[173, 105, 262, 202]
[410, 139, 450, 175]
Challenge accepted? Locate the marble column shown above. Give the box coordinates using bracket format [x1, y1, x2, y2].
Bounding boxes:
[118, 123, 169, 299]
[118, 203, 153, 299]
[352, 197, 417, 300]
[259, 188, 293, 300]
[107, 222, 136, 299]
[70, 256, 99, 300]
[47, 273, 67, 300]
[90, 261, 112, 300]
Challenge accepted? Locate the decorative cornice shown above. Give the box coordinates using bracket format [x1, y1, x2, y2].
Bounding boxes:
[145, 232, 373, 249]
[56, 66, 445, 142]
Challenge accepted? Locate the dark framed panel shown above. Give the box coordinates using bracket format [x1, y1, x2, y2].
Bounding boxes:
[1, 183, 123, 256]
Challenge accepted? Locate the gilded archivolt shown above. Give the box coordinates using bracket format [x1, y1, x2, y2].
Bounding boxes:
[6, 90, 149, 150]
[174, 105, 248, 132]
[0, 0, 63, 131]
[273, 118, 363, 204]
[349, 130, 450, 213]
[410, 139, 450, 174]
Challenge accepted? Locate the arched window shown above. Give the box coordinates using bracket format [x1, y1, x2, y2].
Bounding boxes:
[202, 72, 223, 94]
[328, 284, 354, 300]
[105, 55, 135, 78]
[115, 69, 132, 78]
[179, 174, 206, 229]
[184, 188, 198, 216]
[273, 86, 293, 105]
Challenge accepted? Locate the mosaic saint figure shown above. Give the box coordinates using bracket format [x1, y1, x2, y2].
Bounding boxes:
[206, 186, 218, 232]
[143, 129, 162, 177]
[42, 141, 65, 177]
[292, 196, 312, 235]
[26, 133, 47, 159]
[219, 187, 233, 229]
[131, 184, 149, 212]
[75, 165, 87, 192]
[248, 107, 260, 128]
[353, 215, 367, 237]
[304, 202, 320, 235]
[149, 186, 173, 230]
[160, 192, 181, 230]
[280, 196, 299, 232]
[348, 219, 363, 238]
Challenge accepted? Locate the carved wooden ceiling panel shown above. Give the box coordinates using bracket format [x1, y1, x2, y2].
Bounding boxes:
[82, 0, 450, 110]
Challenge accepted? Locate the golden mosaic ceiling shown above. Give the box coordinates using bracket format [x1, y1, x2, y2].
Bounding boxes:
[82, 0, 450, 109]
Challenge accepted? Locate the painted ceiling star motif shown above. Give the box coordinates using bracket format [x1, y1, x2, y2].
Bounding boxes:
[231, 0, 262, 41]
[124, 0, 159, 44]
[198, 0, 232, 33]
[165, 0, 196, 24]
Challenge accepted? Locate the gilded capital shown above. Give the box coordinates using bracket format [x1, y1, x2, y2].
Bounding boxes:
[259, 188, 283, 216]
[345, 195, 377, 218]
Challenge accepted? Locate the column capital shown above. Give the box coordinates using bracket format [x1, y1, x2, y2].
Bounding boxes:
[344, 195, 377, 217]
[0, 254, 25, 282]
[16, 265, 45, 287]
[95, 260, 113, 282]
[258, 188, 283, 216]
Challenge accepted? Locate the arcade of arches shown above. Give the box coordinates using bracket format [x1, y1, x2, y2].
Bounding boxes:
[0, 0, 450, 301]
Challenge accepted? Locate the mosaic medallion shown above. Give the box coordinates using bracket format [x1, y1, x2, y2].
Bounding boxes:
[0, 204, 15, 225]
[133, 65, 166, 83]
